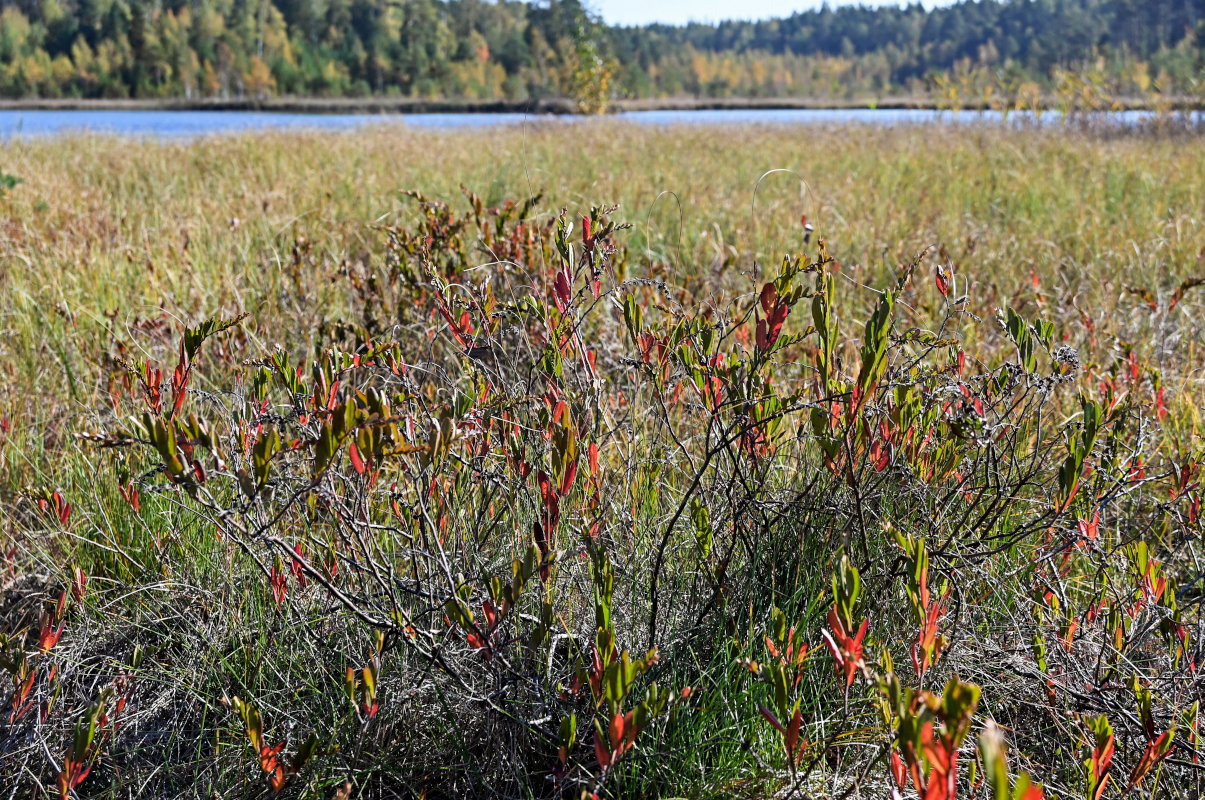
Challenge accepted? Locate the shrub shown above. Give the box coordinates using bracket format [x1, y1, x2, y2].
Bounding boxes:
[3, 188, 1202, 798]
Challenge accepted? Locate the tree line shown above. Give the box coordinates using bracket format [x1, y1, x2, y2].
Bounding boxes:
[0, 0, 1202, 104]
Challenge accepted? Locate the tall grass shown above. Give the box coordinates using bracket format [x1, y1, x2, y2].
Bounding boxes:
[1, 121, 1204, 799]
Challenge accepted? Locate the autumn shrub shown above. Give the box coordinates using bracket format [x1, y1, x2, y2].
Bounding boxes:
[2, 186, 1203, 798]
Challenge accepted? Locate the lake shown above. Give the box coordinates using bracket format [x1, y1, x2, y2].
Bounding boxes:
[0, 107, 1199, 138]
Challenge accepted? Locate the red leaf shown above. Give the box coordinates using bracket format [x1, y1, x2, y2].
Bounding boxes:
[39, 617, 65, 653]
[554, 267, 572, 309]
[269, 565, 287, 607]
[71, 567, 87, 603]
[53, 492, 71, 526]
[1128, 731, 1173, 789]
[559, 459, 577, 497]
[594, 732, 611, 769]
[759, 282, 778, 316]
[537, 471, 560, 532]
[785, 706, 802, 761]
[1018, 785, 1045, 800]
[9, 670, 35, 722]
[434, 297, 468, 346]
[759, 704, 786, 735]
[61, 759, 91, 792]
[290, 544, 308, 588]
[119, 483, 140, 514]
[259, 742, 284, 774]
[823, 606, 866, 688]
[935, 266, 950, 297]
[1078, 510, 1100, 541]
[349, 442, 366, 475]
[1094, 732, 1118, 800]
[609, 712, 625, 751]
[588, 442, 599, 477]
[171, 353, 190, 419]
[890, 751, 907, 790]
[766, 303, 790, 347]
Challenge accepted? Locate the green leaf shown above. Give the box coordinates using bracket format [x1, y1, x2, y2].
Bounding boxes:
[623, 295, 643, 345]
[183, 314, 246, 360]
[560, 713, 577, 750]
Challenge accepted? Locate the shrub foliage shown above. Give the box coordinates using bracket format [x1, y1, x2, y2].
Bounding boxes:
[2, 186, 1203, 798]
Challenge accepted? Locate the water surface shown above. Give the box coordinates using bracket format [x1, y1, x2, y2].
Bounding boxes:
[0, 107, 1198, 138]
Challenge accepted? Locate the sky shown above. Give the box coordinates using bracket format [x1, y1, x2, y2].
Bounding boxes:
[592, 0, 945, 27]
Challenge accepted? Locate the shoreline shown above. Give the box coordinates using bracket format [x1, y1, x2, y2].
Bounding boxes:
[0, 97, 578, 114]
[0, 95, 1200, 115]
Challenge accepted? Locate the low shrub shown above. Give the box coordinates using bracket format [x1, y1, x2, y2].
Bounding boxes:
[3, 188, 1202, 798]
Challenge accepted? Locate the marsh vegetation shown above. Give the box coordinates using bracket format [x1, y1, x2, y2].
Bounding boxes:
[1, 121, 1204, 798]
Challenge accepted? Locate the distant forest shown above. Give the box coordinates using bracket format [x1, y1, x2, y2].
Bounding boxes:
[0, 0, 1202, 104]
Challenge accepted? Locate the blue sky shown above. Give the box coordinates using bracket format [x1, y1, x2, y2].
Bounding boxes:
[593, 1, 947, 27]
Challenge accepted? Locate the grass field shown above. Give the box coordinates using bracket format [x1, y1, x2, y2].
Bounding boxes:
[2, 121, 1204, 798]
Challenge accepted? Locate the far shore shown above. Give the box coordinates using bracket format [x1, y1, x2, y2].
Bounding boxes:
[0, 95, 1200, 114]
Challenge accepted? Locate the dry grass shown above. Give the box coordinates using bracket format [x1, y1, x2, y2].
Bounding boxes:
[1, 120, 1204, 799]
